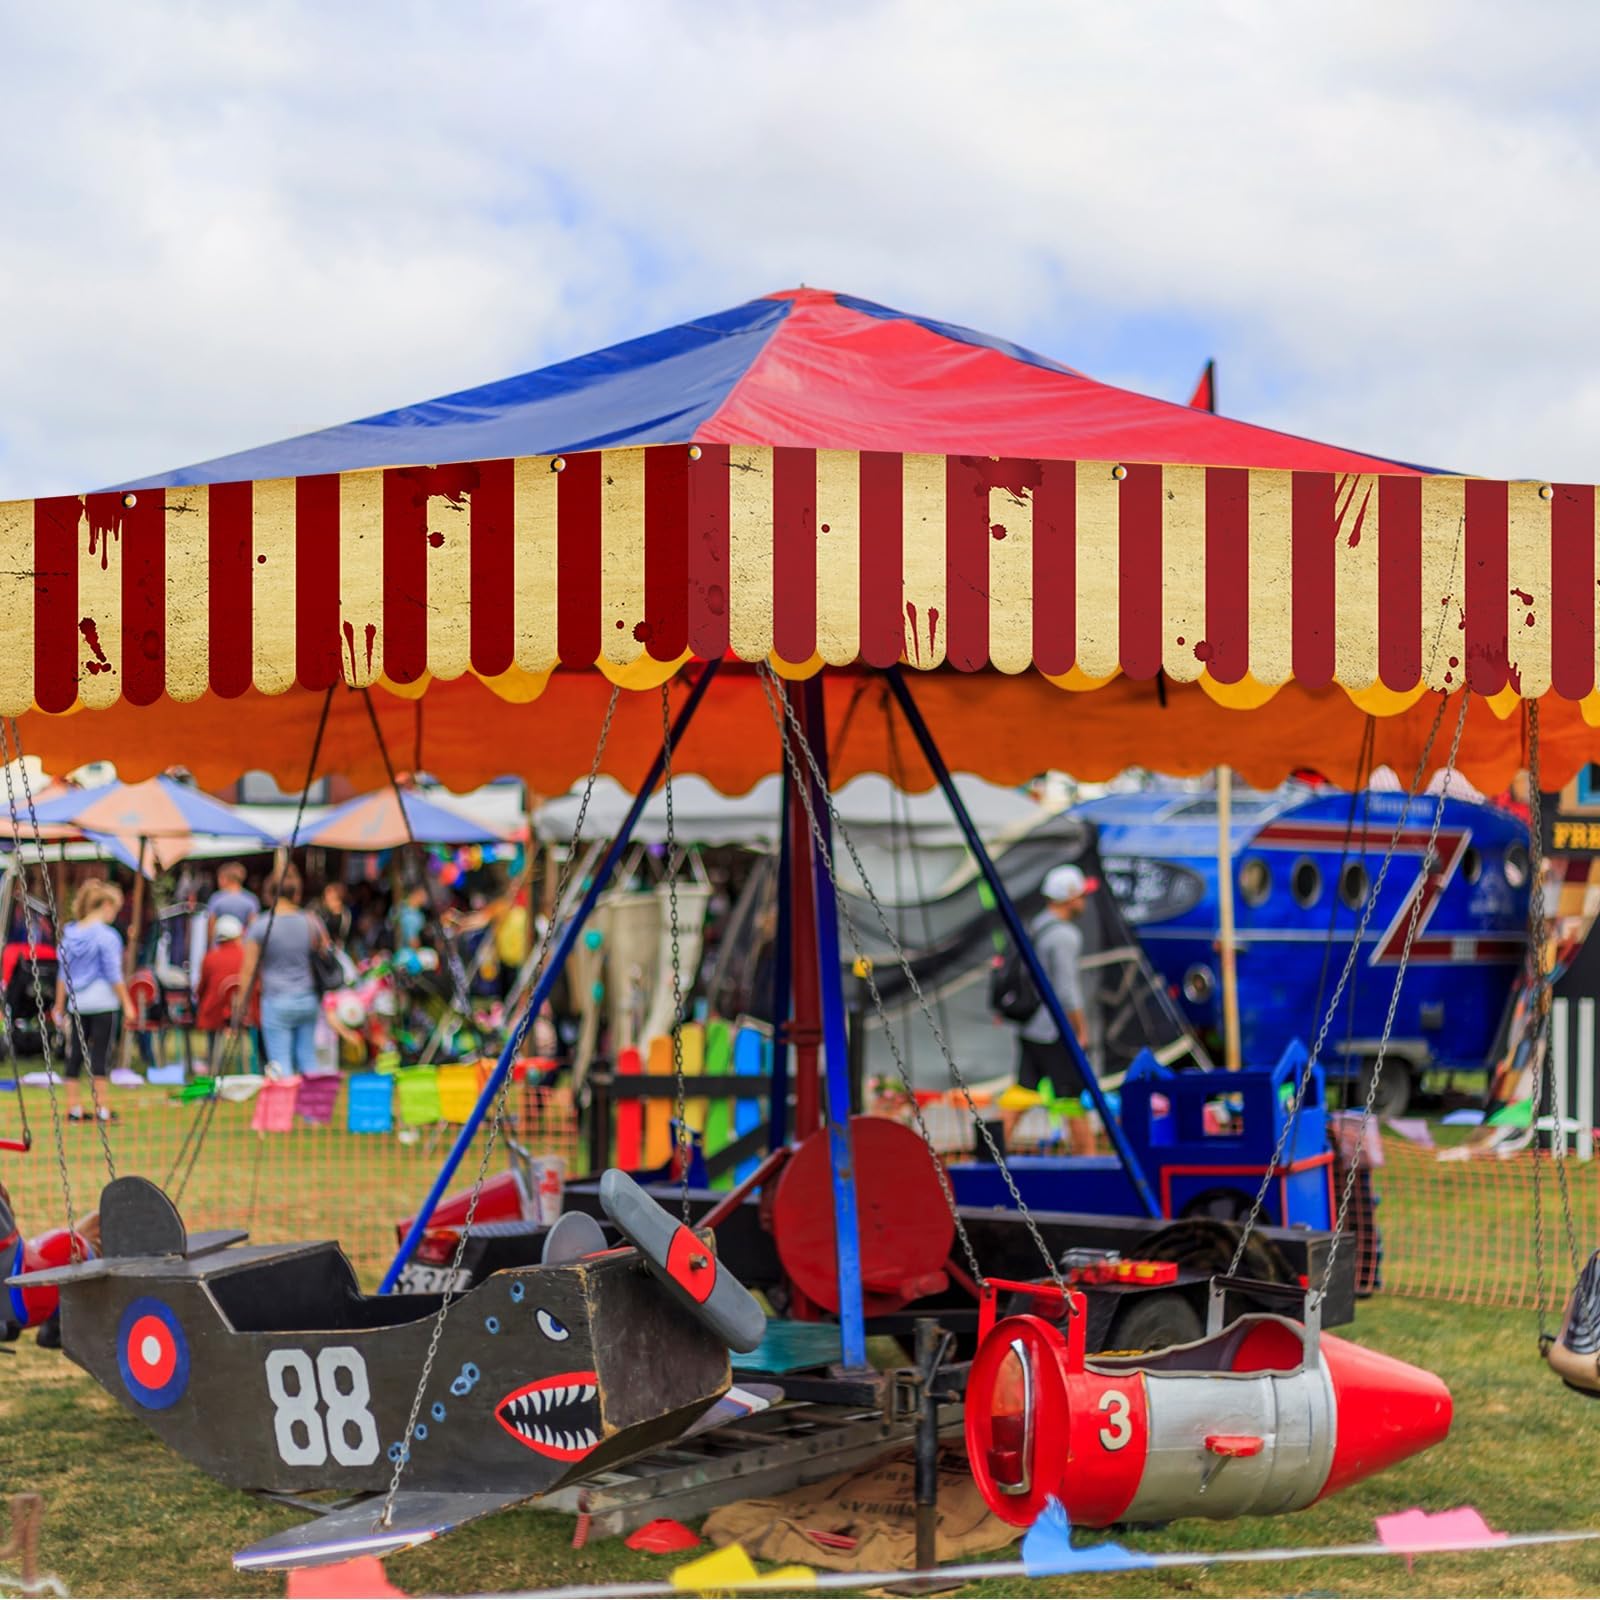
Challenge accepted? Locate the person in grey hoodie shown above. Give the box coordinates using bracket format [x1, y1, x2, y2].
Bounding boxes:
[54, 879, 135, 1124]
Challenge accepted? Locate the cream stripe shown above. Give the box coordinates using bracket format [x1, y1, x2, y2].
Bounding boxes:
[901, 454, 946, 668]
[988, 481, 1033, 674]
[253, 479, 297, 694]
[728, 446, 773, 661]
[78, 499, 121, 711]
[1420, 476, 1466, 691]
[1333, 475, 1380, 691]
[513, 457, 559, 673]
[1075, 462, 1119, 678]
[1162, 466, 1207, 683]
[814, 450, 860, 665]
[164, 485, 209, 702]
[600, 450, 645, 667]
[1507, 481, 1551, 699]
[426, 489, 472, 680]
[0, 500, 34, 715]
[1247, 470, 1293, 685]
[338, 470, 384, 688]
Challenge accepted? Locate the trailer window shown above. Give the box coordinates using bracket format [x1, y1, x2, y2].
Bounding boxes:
[1291, 857, 1322, 908]
[1462, 845, 1482, 885]
[1339, 861, 1370, 909]
[1238, 858, 1271, 907]
[1504, 843, 1529, 888]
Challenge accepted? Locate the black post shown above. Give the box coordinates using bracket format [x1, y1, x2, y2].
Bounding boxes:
[913, 1317, 944, 1576]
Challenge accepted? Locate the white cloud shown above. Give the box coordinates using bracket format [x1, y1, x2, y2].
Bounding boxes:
[1, 0, 1597, 496]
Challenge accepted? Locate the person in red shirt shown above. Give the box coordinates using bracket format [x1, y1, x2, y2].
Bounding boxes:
[196, 914, 256, 1066]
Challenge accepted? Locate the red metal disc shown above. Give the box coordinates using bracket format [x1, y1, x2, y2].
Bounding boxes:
[771, 1116, 956, 1316]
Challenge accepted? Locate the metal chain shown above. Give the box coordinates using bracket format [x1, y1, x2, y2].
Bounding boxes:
[1226, 692, 1451, 1277]
[759, 667, 1063, 1291]
[1527, 699, 1581, 1350]
[379, 684, 620, 1528]
[660, 686, 690, 1224]
[756, 669, 986, 1288]
[0, 721, 80, 1235]
[1314, 684, 1471, 1309]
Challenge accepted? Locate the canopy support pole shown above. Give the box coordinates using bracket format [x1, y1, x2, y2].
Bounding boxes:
[381, 658, 723, 1294]
[793, 674, 869, 1370]
[883, 665, 1161, 1219]
[767, 769, 792, 1152]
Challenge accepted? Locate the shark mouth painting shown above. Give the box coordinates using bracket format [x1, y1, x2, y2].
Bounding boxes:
[495, 1371, 602, 1460]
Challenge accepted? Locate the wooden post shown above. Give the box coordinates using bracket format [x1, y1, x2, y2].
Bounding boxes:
[1217, 767, 1242, 1070]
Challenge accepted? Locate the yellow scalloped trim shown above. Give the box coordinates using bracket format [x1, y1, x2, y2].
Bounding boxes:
[1581, 691, 1600, 728]
[471, 665, 554, 704]
[596, 650, 693, 691]
[1345, 680, 1429, 717]
[1197, 672, 1281, 711]
[1041, 664, 1121, 692]
[377, 672, 431, 701]
[1483, 685, 1523, 721]
[768, 650, 825, 681]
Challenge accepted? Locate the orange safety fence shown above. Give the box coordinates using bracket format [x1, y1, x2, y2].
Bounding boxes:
[2, 1073, 581, 1288]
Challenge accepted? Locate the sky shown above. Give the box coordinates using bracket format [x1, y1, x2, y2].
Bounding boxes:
[1, 1, 1598, 499]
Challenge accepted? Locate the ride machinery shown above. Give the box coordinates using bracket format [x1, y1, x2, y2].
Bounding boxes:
[6, 288, 1596, 1558]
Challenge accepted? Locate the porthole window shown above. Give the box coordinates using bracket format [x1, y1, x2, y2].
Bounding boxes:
[1238, 858, 1271, 907]
[1291, 857, 1322, 909]
[1462, 846, 1482, 885]
[1339, 861, 1370, 910]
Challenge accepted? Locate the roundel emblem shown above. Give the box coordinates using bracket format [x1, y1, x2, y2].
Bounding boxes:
[117, 1297, 190, 1410]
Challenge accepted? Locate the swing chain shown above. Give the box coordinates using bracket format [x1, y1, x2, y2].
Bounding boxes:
[660, 686, 691, 1224]
[1226, 692, 1451, 1278]
[0, 721, 79, 1238]
[759, 667, 1063, 1291]
[1314, 685, 1471, 1309]
[756, 669, 989, 1288]
[1527, 699, 1581, 1351]
[380, 684, 621, 1529]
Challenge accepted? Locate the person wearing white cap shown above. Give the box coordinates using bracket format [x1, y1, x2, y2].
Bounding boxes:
[1015, 862, 1097, 1155]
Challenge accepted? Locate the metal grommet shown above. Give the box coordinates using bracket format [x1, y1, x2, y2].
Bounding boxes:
[121, 492, 137, 508]
[1540, 484, 1555, 500]
[551, 456, 566, 473]
[688, 444, 703, 461]
[1111, 464, 1128, 481]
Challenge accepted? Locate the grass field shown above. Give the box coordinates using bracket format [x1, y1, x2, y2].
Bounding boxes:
[6, 1296, 1600, 1598]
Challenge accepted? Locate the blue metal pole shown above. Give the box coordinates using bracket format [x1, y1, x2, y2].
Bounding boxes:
[796, 675, 869, 1369]
[767, 768, 792, 1152]
[381, 659, 723, 1292]
[883, 666, 1161, 1218]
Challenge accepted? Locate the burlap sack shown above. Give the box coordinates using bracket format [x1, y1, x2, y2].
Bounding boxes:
[701, 1445, 1015, 1572]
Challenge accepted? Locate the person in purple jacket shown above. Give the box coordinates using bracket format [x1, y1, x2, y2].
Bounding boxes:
[53, 879, 135, 1124]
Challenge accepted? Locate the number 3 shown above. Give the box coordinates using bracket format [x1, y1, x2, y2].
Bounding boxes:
[1097, 1388, 1132, 1451]
[266, 1347, 379, 1468]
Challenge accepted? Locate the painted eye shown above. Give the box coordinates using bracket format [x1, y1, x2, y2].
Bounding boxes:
[536, 1309, 570, 1343]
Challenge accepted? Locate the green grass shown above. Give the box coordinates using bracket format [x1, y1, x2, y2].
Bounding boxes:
[5, 1296, 1600, 1598]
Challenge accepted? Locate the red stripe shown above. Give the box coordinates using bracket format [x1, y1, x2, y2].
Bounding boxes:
[1291, 472, 1335, 688]
[34, 498, 79, 713]
[1378, 476, 1422, 689]
[1463, 478, 1508, 695]
[1203, 467, 1249, 683]
[1032, 457, 1075, 675]
[1118, 464, 1162, 678]
[644, 445, 689, 661]
[944, 455, 991, 672]
[469, 459, 515, 677]
[209, 481, 253, 697]
[858, 452, 903, 668]
[557, 452, 602, 667]
[295, 475, 342, 690]
[382, 468, 430, 685]
[1550, 484, 1596, 699]
[771, 447, 817, 664]
[686, 443, 730, 659]
[115, 490, 164, 706]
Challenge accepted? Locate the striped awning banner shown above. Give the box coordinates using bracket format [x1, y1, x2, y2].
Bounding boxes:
[0, 446, 1592, 716]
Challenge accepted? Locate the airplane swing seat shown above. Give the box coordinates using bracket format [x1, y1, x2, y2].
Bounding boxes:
[1545, 1250, 1600, 1398]
[965, 1274, 1452, 1527]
